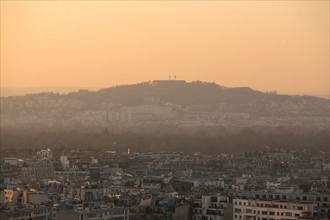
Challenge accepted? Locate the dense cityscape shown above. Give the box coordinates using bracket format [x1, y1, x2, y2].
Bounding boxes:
[0, 146, 329, 219]
[1, 1, 329, 219]
[0, 80, 329, 220]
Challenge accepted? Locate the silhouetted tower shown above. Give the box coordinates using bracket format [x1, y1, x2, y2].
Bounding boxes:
[169, 75, 171, 80]
[174, 75, 176, 80]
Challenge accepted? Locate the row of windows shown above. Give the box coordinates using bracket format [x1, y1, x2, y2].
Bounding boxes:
[234, 200, 289, 209]
[193, 216, 215, 220]
[235, 212, 300, 219]
[234, 216, 291, 220]
[234, 209, 302, 217]
[253, 194, 329, 201]
[4, 191, 13, 195]
[255, 194, 286, 200]
[256, 203, 287, 209]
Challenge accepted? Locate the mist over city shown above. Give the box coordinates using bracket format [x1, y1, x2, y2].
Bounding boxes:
[0, 1, 329, 220]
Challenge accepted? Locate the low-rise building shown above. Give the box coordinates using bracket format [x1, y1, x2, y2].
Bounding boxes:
[0, 204, 56, 220]
[75, 204, 129, 220]
[193, 195, 228, 220]
[233, 198, 318, 220]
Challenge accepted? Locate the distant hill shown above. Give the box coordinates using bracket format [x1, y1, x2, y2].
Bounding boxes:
[1, 80, 329, 130]
[14, 80, 324, 105]
[1, 80, 329, 152]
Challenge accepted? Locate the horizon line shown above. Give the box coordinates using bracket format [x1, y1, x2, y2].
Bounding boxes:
[1, 84, 329, 99]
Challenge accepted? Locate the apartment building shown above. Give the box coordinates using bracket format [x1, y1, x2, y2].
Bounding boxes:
[233, 198, 318, 220]
[20, 160, 54, 182]
[75, 204, 129, 220]
[0, 204, 56, 220]
[193, 195, 229, 220]
[241, 190, 330, 218]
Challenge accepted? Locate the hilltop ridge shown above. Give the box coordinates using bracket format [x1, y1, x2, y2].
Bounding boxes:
[8, 80, 325, 104]
[1, 80, 328, 130]
[1, 80, 329, 153]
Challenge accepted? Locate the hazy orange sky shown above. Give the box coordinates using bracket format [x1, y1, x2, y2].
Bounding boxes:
[1, 1, 329, 97]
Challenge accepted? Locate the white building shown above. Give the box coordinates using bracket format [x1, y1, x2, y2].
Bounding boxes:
[60, 155, 70, 170]
[20, 160, 54, 182]
[4, 157, 19, 166]
[36, 149, 53, 160]
[193, 195, 228, 220]
[241, 190, 330, 218]
[205, 178, 225, 188]
[233, 198, 317, 220]
[142, 176, 163, 190]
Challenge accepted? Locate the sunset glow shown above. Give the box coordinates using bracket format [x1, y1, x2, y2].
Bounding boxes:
[1, 1, 329, 96]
